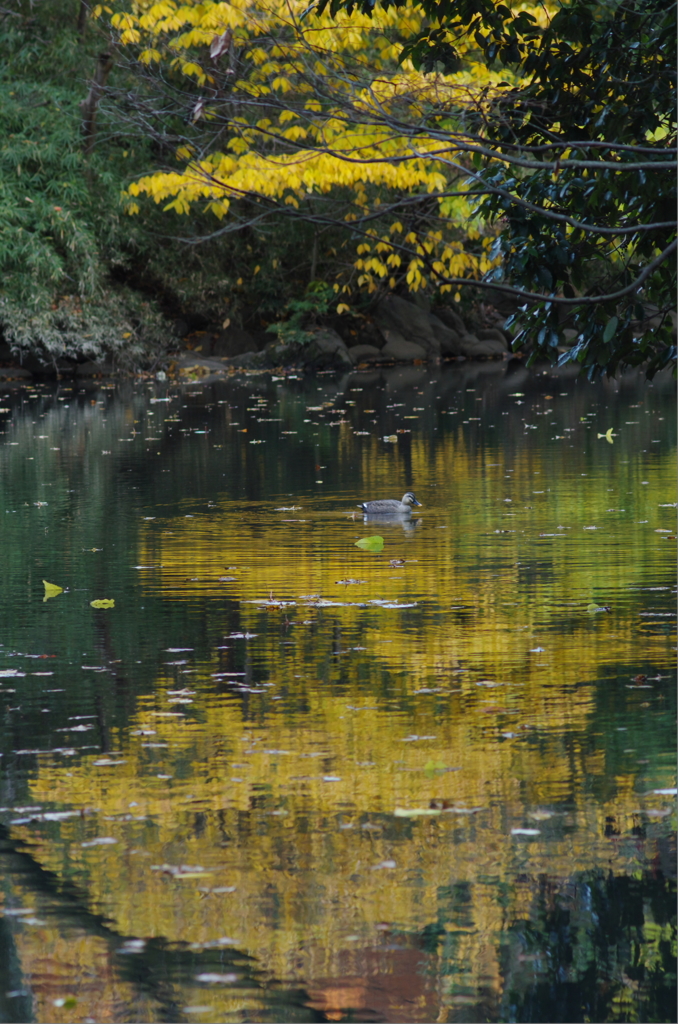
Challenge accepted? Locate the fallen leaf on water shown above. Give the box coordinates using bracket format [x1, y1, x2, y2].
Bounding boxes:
[389, 558, 405, 567]
[597, 428, 615, 443]
[587, 603, 611, 614]
[151, 863, 211, 878]
[355, 536, 384, 552]
[91, 599, 115, 609]
[394, 806, 442, 818]
[43, 580, 64, 601]
[195, 973, 239, 984]
[382, 435, 398, 443]
[53, 998, 77, 1010]
[433, 801, 484, 815]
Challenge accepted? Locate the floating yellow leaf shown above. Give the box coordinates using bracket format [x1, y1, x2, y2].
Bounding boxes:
[393, 807, 441, 817]
[355, 536, 384, 552]
[91, 599, 115, 609]
[43, 580, 64, 601]
[597, 428, 614, 444]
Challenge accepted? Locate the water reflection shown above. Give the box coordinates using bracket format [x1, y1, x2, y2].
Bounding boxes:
[359, 512, 422, 532]
[0, 362, 674, 1022]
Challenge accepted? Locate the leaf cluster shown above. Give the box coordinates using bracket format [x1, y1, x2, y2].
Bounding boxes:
[316, 0, 677, 376]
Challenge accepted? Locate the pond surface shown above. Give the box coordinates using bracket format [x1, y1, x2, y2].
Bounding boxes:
[0, 361, 674, 1024]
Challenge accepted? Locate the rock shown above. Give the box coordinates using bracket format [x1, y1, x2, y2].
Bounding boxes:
[0, 365, 32, 379]
[458, 333, 506, 358]
[172, 354, 227, 379]
[374, 295, 441, 355]
[210, 325, 259, 358]
[380, 331, 428, 361]
[348, 344, 384, 364]
[227, 351, 263, 368]
[475, 327, 509, 347]
[260, 328, 351, 369]
[343, 321, 385, 349]
[428, 314, 464, 356]
[433, 305, 467, 335]
[307, 328, 352, 367]
[173, 314, 209, 338]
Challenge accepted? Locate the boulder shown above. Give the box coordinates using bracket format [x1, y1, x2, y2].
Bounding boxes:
[433, 305, 467, 335]
[344, 321, 385, 349]
[0, 365, 32, 379]
[308, 328, 352, 367]
[348, 344, 384, 364]
[428, 313, 464, 356]
[227, 351, 263, 368]
[458, 333, 506, 359]
[173, 354, 228, 377]
[373, 295, 441, 355]
[210, 325, 259, 358]
[380, 331, 428, 362]
[475, 327, 509, 347]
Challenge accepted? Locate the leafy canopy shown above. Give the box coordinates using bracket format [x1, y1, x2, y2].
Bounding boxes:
[107, 0, 676, 375]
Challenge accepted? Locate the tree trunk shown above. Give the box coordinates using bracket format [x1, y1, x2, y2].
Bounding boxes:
[80, 51, 114, 157]
[77, 0, 89, 37]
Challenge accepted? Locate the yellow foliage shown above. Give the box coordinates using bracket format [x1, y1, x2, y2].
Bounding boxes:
[111, 0, 525, 295]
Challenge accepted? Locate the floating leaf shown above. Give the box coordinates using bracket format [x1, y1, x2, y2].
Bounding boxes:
[91, 598, 115, 609]
[424, 760, 448, 778]
[43, 580, 64, 601]
[394, 807, 441, 817]
[195, 972, 239, 984]
[597, 428, 614, 444]
[586, 603, 610, 614]
[355, 536, 384, 552]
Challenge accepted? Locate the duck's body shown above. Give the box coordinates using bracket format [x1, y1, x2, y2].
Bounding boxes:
[357, 491, 422, 514]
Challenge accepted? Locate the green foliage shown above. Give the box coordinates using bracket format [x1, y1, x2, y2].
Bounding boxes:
[317, 0, 677, 378]
[473, 0, 676, 378]
[265, 282, 335, 346]
[0, 3, 173, 364]
[0, 1, 324, 364]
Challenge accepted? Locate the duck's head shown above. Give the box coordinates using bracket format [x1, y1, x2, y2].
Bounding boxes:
[402, 491, 422, 507]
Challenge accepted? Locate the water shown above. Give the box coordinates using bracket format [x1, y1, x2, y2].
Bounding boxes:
[0, 361, 674, 1023]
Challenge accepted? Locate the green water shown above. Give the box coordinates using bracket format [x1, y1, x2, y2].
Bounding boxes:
[0, 361, 674, 1023]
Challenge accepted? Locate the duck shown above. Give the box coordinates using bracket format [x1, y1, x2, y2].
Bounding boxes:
[357, 491, 422, 514]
